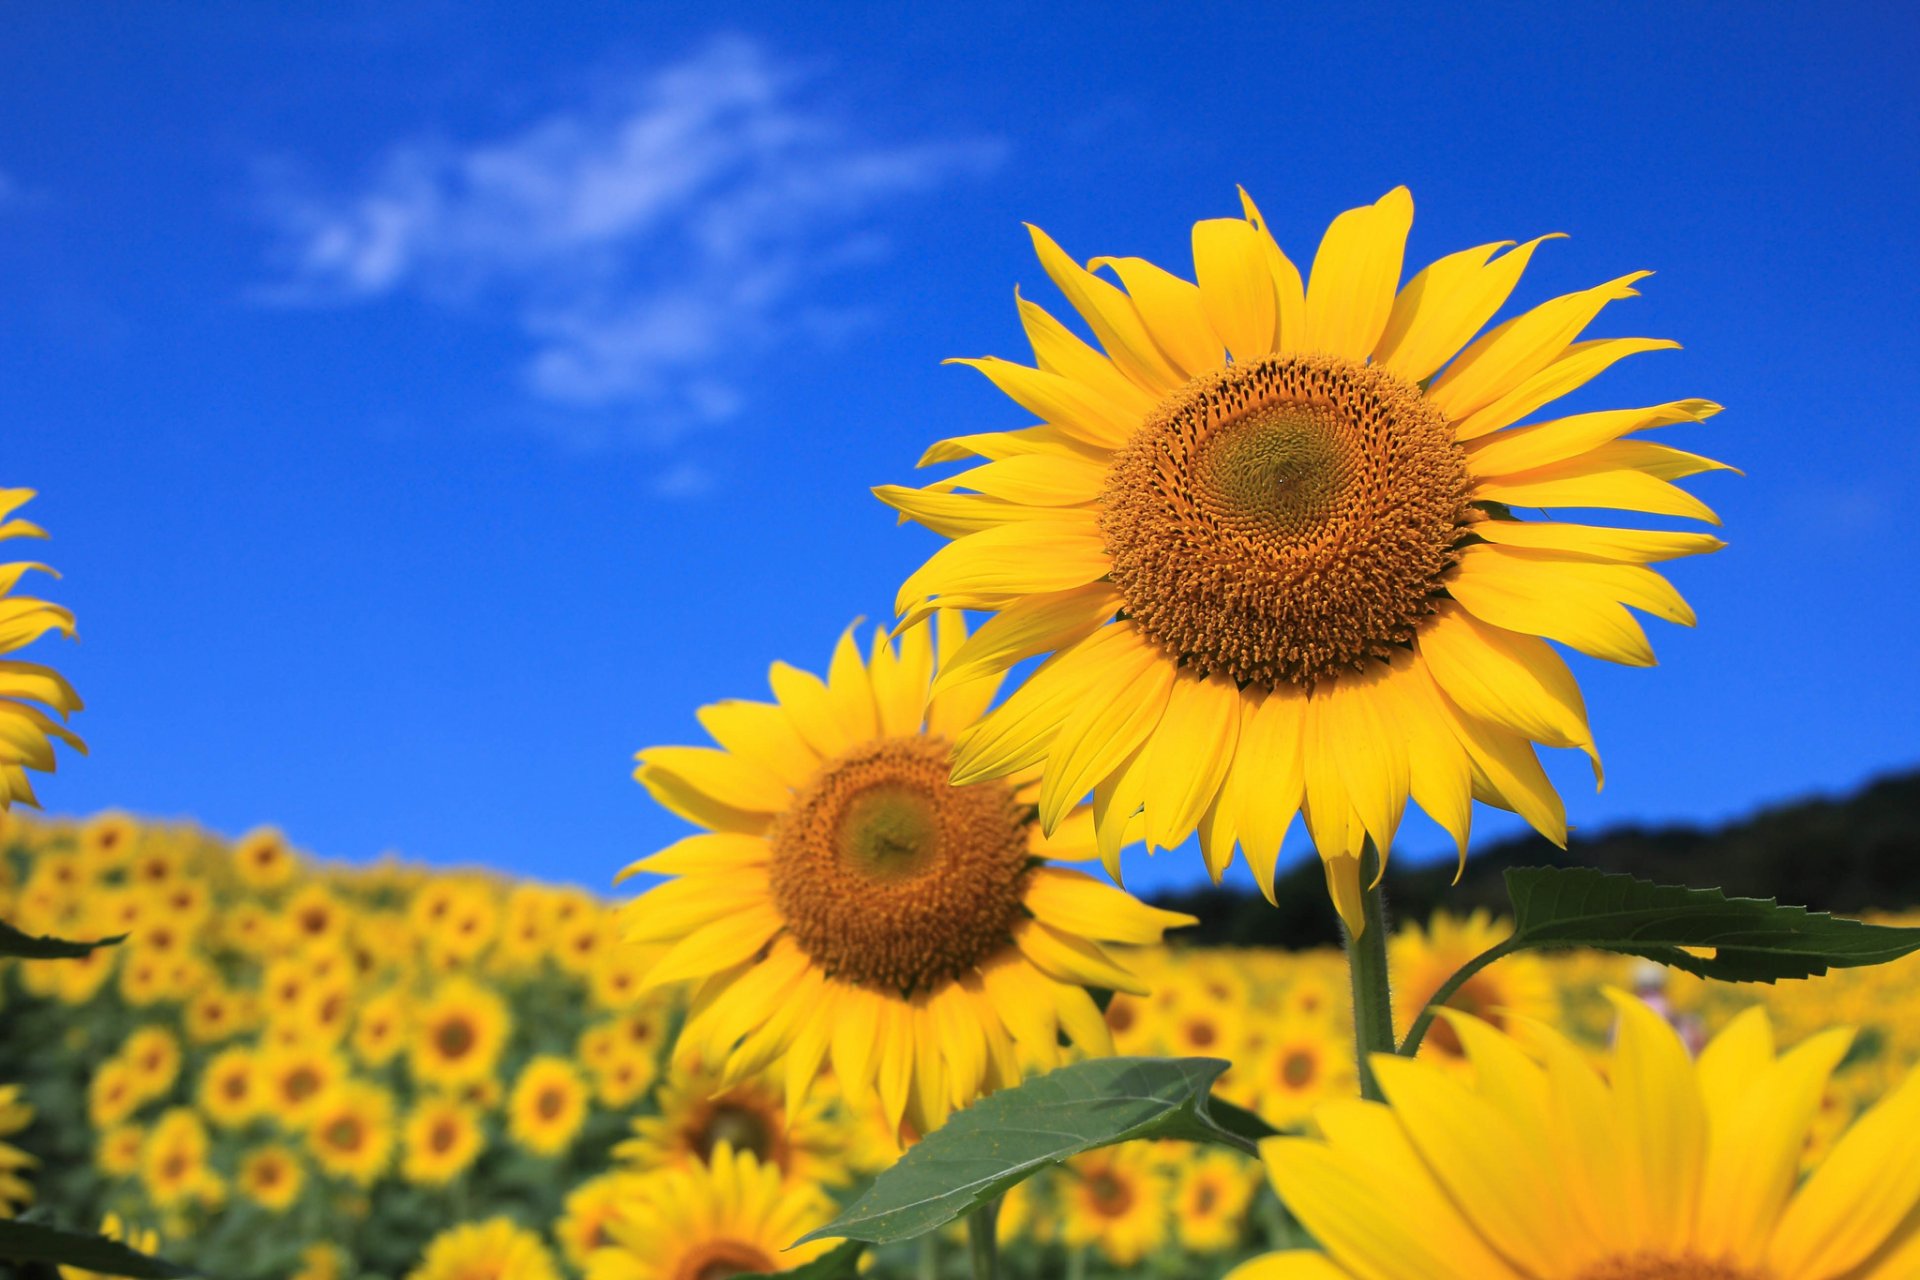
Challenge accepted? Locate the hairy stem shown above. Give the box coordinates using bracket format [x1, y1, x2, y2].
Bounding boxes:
[967, 1200, 999, 1280]
[1397, 939, 1518, 1058]
[1343, 839, 1397, 1100]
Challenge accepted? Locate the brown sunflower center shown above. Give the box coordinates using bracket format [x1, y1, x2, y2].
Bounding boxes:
[678, 1241, 778, 1280]
[1279, 1049, 1318, 1089]
[1575, 1256, 1764, 1280]
[1101, 353, 1471, 688]
[768, 737, 1032, 993]
[693, 1100, 777, 1163]
[1086, 1171, 1135, 1217]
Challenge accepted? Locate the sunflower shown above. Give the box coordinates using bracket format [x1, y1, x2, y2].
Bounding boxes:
[231, 825, 298, 889]
[506, 1056, 589, 1157]
[96, 1123, 145, 1179]
[1237, 998, 1920, 1280]
[554, 1172, 643, 1272]
[292, 1243, 347, 1280]
[304, 1080, 395, 1185]
[183, 984, 248, 1045]
[1391, 909, 1556, 1064]
[410, 977, 512, 1089]
[0, 1083, 33, 1214]
[236, 1143, 305, 1212]
[121, 1025, 182, 1102]
[1173, 1149, 1258, 1254]
[257, 1043, 348, 1129]
[1057, 1144, 1170, 1266]
[350, 988, 409, 1067]
[584, 1144, 834, 1280]
[140, 1107, 213, 1209]
[87, 1060, 140, 1129]
[409, 1218, 561, 1280]
[1250, 1011, 1356, 1130]
[197, 1046, 262, 1129]
[0, 489, 85, 809]
[400, 1096, 485, 1186]
[77, 811, 137, 871]
[880, 188, 1726, 931]
[615, 1066, 846, 1187]
[626, 616, 1193, 1135]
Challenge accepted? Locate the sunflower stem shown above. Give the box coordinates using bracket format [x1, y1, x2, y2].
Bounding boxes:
[1343, 839, 1396, 1100]
[966, 1200, 999, 1280]
[917, 1233, 938, 1280]
[1398, 939, 1518, 1058]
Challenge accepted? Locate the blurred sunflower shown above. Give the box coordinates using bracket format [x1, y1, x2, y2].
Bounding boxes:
[627, 617, 1192, 1134]
[87, 1061, 140, 1129]
[197, 1046, 262, 1128]
[257, 1043, 347, 1129]
[0, 1084, 33, 1214]
[1239, 999, 1920, 1280]
[350, 987, 409, 1067]
[615, 1066, 846, 1187]
[304, 1080, 395, 1185]
[1391, 909, 1555, 1064]
[1174, 1149, 1258, 1254]
[506, 1056, 589, 1157]
[401, 1095, 485, 1186]
[411, 977, 512, 1089]
[584, 1144, 834, 1279]
[140, 1108, 213, 1209]
[0, 489, 85, 808]
[1058, 1144, 1170, 1266]
[555, 1173, 638, 1272]
[231, 825, 298, 889]
[96, 1123, 144, 1179]
[1252, 1011, 1355, 1129]
[235, 1144, 304, 1212]
[121, 1025, 182, 1102]
[880, 189, 1726, 931]
[408, 1217, 561, 1280]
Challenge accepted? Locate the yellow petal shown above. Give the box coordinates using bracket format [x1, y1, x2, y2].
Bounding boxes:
[1769, 1063, 1920, 1279]
[632, 745, 790, 815]
[1603, 990, 1707, 1253]
[1027, 223, 1185, 393]
[633, 762, 772, 836]
[1192, 217, 1278, 362]
[1375, 235, 1561, 383]
[769, 660, 856, 759]
[1303, 187, 1414, 360]
[1037, 640, 1176, 833]
[1225, 687, 1306, 904]
[1430, 684, 1567, 846]
[1427, 271, 1651, 421]
[1470, 519, 1725, 564]
[945, 355, 1139, 447]
[1237, 188, 1308, 353]
[1464, 398, 1720, 477]
[637, 902, 783, 991]
[1022, 866, 1196, 945]
[1448, 545, 1680, 667]
[1452, 337, 1680, 442]
[951, 624, 1149, 784]
[937, 453, 1111, 506]
[1087, 255, 1221, 377]
[826, 624, 880, 744]
[1315, 668, 1409, 858]
[1473, 467, 1722, 527]
[694, 699, 820, 791]
[930, 582, 1120, 697]
[1139, 671, 1241, 850]
[1015, 289, 1158, 415]
[895, 518, 1110, 618]
[1417, 604, 1599, 773]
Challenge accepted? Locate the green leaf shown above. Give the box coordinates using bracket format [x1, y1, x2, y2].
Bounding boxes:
[796, 1057, 1271, 1245]
[1400, 868, 1920, 1059]
[0, 917, 126, 959]
[0, 1219, 199, 1277]
[745, 1240, 864, 1278]
[1502, 866, 1920, 981]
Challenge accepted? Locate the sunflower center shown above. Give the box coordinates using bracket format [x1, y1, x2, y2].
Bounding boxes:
[768, 737, 1033, 993]
[1086, 1171, 1135, 1217]
[1102, 353, 1471, 688]
[678, 1241, 778, 1280]
[1575, 1255, 1765, 1280]
[695, 1102, 776, 1163]
[1279, 1049, 1318, 1089]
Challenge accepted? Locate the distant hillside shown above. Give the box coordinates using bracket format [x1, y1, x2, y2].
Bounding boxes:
[1152, 767, 1920, 949]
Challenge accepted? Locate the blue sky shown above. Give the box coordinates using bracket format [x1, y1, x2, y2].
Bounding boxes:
[3, 2, 1916, 898]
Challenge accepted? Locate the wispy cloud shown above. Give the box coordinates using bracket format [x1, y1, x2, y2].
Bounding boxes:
[255, 38, 1003, 445]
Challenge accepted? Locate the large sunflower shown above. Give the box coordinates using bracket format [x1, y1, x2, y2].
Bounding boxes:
[0, 489, 84, 809]
[1230, 998, 1920, 1280]
[626, 616, 1193, 1135]
[584, 1144, 833, 1280]
[879, 189, 1726, 932]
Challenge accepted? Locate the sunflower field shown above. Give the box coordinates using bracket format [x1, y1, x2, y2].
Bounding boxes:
[5, 809, 1919, 1279]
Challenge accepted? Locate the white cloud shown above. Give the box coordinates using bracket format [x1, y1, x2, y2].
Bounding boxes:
[257, 38, 1003, 440]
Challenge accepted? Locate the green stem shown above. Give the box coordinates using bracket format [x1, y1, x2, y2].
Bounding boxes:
[1066, 1244, 1088, 1280]
[1396, 939, 1517, 1058]
[917, 1233, 938, 1280]
[966, 1200, 999, 1280]
[1343, 839, 1396, 1100]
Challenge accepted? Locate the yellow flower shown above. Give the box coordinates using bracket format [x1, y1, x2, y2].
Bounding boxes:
[140, 1108, 212, 1209]
[77, 812, 138, 870]
[0, 489, 85, 809]
[0, 1083, 34, 1214]
[410, 977, 512, 1089]
[584, 1144, 833, 1279]
[1057, 1144, 1170, 1266]
[615, 1066, 846, 1187]
[197, 1046, 263, 1129]
[236, 1144, 305, 1212]
[409, 1217, 561, 1280]
[183, 983, 249, 1044]
[1390, 909, 1556, 1064]
[1250, 1012, 1356, 1130]
[400, 1096, 485, 1186]
[304, 1080, 395, 1185]
[350, 987, 410, 1067]
[627, 617, 1193, 1135]
[87, 1060, 141, 1129]
[257, 1043, 348, 1129]
[231, 825, 299, 889]
[96, 1123, 145, 1178]
[282, 883, 349, 949]
[292, 1243, 348, 1280]
[507, 1056, 589, 1157]
[58, 1214, 160, 1280]
[120, 1025, 182, 1103]
[881, 189, 1726, 931]
[1173, 1149, 1258, 1254]
[1239, 999, 1920, 1280]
